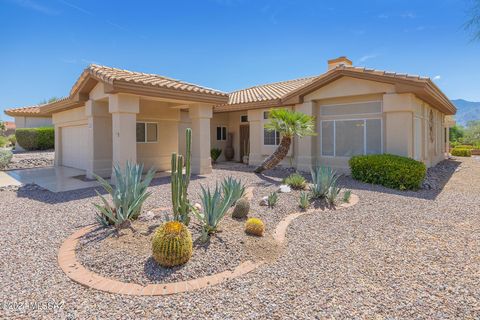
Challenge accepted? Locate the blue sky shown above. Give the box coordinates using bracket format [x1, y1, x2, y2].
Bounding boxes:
[1, 0, 479, 120]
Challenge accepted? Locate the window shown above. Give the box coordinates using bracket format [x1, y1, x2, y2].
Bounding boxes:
[240, 115, 248, 123]
[263, 111, 280, 145]
[320, 101, 382, 116]
[216, 126, 227, 141]
[136, 122, 158, 143]
[321, 119, 382, 157]
[263, 111, 269, 119]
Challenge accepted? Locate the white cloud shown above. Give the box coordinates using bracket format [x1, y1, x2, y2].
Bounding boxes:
[9, 0, 59, 15]
[378, 13, 389, 19]
[433, 75, 441, 81]
[401, 12, 416, 19]
[358, 54, 379, 63]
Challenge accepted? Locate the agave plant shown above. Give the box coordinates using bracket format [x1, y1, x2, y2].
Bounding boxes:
[94, 162, 156, 228]
[194, 182, 236, 241]
[267, 192, 278, 208]
[310, 166, 339, 199]
[221, 176, 245, 206]
[343, 190, 352, 203]
[326, 181, 342, 206]
[299, 191, 310, 210]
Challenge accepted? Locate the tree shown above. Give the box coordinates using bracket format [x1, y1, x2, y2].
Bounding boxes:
[466, 0, 480, 40]
[0, 120, 5, 132]
[254, 108, 316, 173]
[449, 124, 464, 142]
[463, 120, 480, 145]
[38, 97, 61, 105]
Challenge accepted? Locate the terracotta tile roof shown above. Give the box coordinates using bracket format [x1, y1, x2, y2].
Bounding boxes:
[4, 105, 43, 116]
[227, 76, 318, 105]
[4, 121, 15, 130]
[71, 64, 228, 97]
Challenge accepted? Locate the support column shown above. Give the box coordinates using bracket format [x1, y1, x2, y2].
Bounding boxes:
[86, 100, 113, 179]
[189, 104, 213, 174]
[383, 93, 415, 158]
[54, 125, 61, 166]
[247, 109, 263, 166]
[109, 94, 139, 172]
[294, 101, 315, 171]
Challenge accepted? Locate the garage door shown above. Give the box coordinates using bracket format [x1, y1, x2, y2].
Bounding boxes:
[61, 125, 88, 170]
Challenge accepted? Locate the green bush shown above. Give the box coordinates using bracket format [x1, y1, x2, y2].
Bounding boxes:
[16, 127, 54, 150]
[453, 144, 474, 150]
[451, 148, 472, 157]
[7, 134, 16, 146]
[0, 136, 8, 147]
[349, 154, 426, 191]
[283, 172, 307, 190]
[0, 149, 13, 169]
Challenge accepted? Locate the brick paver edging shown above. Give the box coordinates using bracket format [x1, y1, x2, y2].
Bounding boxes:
[58, 190, 358, 296]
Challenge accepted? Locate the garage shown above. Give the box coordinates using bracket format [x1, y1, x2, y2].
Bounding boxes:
[61, 125, 88, 170]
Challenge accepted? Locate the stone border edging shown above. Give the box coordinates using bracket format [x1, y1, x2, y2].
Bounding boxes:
[58, 190, 358, 296]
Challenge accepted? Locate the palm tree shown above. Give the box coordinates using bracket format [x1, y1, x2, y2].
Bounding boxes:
[254, 108, 316, 173]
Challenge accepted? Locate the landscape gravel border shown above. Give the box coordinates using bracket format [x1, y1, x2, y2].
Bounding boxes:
[58, 191, 359, 296]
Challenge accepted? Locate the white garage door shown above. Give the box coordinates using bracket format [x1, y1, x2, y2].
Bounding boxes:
[61, 125, 88, 170]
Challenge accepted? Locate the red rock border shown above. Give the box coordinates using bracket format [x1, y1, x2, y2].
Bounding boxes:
[58, 191, 358, 295]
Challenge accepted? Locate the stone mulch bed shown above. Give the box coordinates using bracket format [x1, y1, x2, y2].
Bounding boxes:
[4, 150, 54, 170]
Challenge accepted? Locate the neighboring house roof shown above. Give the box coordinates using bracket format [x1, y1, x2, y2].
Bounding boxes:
[215, 65, 456, 115]
[4, 121, 15, 130]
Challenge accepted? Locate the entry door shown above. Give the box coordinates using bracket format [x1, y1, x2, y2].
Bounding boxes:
[239, 125, 250, 160]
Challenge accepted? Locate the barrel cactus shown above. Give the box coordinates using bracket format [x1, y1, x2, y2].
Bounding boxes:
[152, 221, 193, 267]
[245, 218, 265, 236]
[232, 197, 250, 219]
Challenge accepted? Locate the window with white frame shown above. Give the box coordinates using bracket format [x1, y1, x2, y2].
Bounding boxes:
[321, 119, 382, 157]
[263, 111, 280, 145]
[136, 122, 158, 143]
[216, 126, 227, 141]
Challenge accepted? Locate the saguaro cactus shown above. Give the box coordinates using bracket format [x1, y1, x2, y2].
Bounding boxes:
[171, 128, 192, 225]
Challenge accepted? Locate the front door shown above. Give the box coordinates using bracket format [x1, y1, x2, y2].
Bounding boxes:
[239, 125, 250, 161]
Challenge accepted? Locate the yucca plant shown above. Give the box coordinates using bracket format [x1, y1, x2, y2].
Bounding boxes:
[194, 180, 237, 241]
[210, 148, 222, 163]
[94, 162, 156, 228]
[254, 108, 316, 173]
[310, 166, 339, 199]
[267, 192, 278, 208]
[299, 191, 310, 210]
[221, 176, 245, 206]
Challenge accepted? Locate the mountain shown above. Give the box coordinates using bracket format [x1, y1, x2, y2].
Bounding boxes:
[451, 99, 480, 126]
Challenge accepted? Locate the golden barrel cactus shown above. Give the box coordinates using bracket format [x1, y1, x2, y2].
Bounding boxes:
[152, 221, 193, 267]
[245, 218, 265, 236]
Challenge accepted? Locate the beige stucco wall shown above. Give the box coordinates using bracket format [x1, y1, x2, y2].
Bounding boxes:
[15, 116, 52, 129]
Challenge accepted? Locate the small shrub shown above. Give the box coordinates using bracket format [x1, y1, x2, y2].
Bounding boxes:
[349, 154, 426, 191]
[267, 192, 278, 208]
[7, 134, 16, 146]
[152, 221, 193, 267]
[232, 197, 250, 219]
[16, 127, 54, 150]
[453, 144, 474, 149]
[0, 149, 13, 169]
[0, 136, 7, 147]
[310, 166, 339, 199]
[245, 218, 265, 236]
[93, 162, 156, 227]
[326, 182, 341, 206]
[283, 172, 307, 190]
[298, 191, 310, 210]
[451, 148, 472, 157]
[210, 148, 222, 163]
[342, 190, 352, 203]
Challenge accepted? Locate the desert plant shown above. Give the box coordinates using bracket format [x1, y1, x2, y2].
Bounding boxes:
[349, 154, 426, 191]
[16, 127, 54, 150]
[298, 191, 310, 210]
[245, 218, 265, 236]
[283, 172, 307, 190]
[194, 181, 237, 240]
[0, 136, 8, 147]
[0, 149, 13, 169]
[210, 148, 222, 163]
[94, 162, 156, 227]
[171, 128, 193, 225]
[221, 176, 245, 205]
[267, 192, 278, 208]
[451, 148, 472, 157]
[232, 197, 250, 219]
[326, 181, 341, 206]
[151, 221, 193, 267]
[310, 166, 339, 199]
[254, 108, 316, 173]
[7, 134, 16, 146]
[343, 190, 352, 203]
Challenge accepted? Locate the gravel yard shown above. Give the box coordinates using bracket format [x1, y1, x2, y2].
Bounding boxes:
[4, 150, 54, 170]
[1, 157, 480, 319]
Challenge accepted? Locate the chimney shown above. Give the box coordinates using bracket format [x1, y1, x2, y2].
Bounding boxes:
[327, 56, 352, 70]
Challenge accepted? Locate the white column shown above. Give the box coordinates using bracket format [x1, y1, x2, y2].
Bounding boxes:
[294, 101, 315, 171]
[86, 100, 113, 179]
[189, 104, 213, 174]
[53, 125, 61, 166]
[109, 94, 139, 172]
[247, 109, 263, 166]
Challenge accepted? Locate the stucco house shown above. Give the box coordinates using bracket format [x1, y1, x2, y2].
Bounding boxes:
[4, 57, 456, 178]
